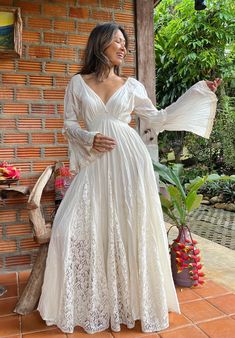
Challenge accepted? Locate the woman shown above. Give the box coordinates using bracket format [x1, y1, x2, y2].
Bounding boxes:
[38, 22, 220, 334]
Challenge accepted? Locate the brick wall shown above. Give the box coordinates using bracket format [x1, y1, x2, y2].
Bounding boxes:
[0, 0, 136, 272]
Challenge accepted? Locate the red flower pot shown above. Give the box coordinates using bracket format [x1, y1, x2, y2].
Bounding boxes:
[170, 226, 204, 287]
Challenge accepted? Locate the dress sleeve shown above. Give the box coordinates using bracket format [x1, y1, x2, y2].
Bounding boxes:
[134, 80, 218, 138]
[63, 80, 99, 172]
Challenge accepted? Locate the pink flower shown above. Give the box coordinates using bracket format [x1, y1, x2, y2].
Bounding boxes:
[0, 162, 20, 179]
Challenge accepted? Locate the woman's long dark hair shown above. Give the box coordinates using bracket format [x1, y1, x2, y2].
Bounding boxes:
[79, 22, 128, 81]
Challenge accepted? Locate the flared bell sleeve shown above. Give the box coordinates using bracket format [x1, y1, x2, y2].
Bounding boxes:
[63, 83, 99, 172]
[134, 79, 218, 163]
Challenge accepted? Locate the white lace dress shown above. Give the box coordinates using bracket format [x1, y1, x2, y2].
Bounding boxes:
[38, 75, 217, 334]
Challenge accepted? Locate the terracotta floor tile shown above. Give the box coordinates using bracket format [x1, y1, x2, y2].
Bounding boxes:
[176, 287, 201, 303]
[0, 336, 20, 338]
[0, 282, 18, 299]
[0, 314, 20, 336]
[180, 299, 224, 323]
[23, 328, 66, 337]
[207, 293, 235, 315]
[159, 325, 208, 338]
[18, 270, 31, 284]
[111, 321, 160, 337]
[67, 331, 113, 337]
[164, 312, 191, 331]
[198, 317, 235, 338]
[192, 280, 230, 298]
[0, 296, 18, 316]
[0, 272, 17, 284]
[21, 311, 56, 333]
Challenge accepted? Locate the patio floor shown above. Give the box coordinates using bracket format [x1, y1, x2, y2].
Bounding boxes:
[1, 271, 235, 337]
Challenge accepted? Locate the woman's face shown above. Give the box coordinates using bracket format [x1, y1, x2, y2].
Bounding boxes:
[104, 29, 127, 66]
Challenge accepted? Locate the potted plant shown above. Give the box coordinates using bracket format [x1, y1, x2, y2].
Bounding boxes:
[153, 162, 221, 287]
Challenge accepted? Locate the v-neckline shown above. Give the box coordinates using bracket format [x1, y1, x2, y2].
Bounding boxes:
[79, 74, 129, 108]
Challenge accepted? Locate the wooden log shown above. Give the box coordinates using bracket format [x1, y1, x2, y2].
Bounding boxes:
[29, 208, 51, 244]
[14, 243, 49, 315]
[28, 165, 54, 209]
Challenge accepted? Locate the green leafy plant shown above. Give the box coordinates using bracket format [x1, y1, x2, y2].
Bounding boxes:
[154, 0, 235, 172]
[153, 162, 233, 287]
[153, 162, 233, 226]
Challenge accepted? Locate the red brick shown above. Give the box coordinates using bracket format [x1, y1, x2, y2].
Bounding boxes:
[6, 255, 31, 267]
[0, 0, 13, 5]
[0, 60, 15, 71]
[122, 67, 135, 76]
[54, 19, 76, 32]
[16, 89, 41, 100]
[18, 119, 42, 129]
[125, 53, 135, 64]
[0, 118, 16, 129]
[123, 2, 134, 11]
[28, 46, 51, 59]
[3, 103, 29, 114]
[44, 147, 68, 157]
[43, 3, 67, 17]
[11, 162, 31, 172]
[78, 0, 98, 4]
[45, 62, 66, 74]
[124, 26, 135, 36]
[6, 224, 32, 237]
[68, 64, 82, 75]
[31, 104, 55, 114]
[27, 17, 52, 30]
[18, 60, 42, 72]
[78, 22, 96, 34]
[33, 160, 56, 172]
[32, 133, 55, 144]
[17, 147, 41, 158]
[54, 76, 70, 87]
[44, 32, 67, 44]
[114, 12, 135, 23]
[23, 31, 41, 43]
[3, 133, 28, 144]
[14, 1, 41, 14]
[29, 75, 53, 86]
[0, 210, 17, 223]
[2, 74, 27, 85]
[0, 89, 14, 99]
[70, 7, 89, 18]
[18, 208, 30, 221]
[57, 132, 67, 144]
[54, 48, 77, 61]
[0, 148, 15, 159]
[100, 0, 122, 8]
[67, 34, 88, 46]
[3, 195, 27, 207]
[41, 191, 55, 203]
[20, 238, 40, 250]
[45, 118, 63, 129]
[43, 89, 65, 100]
[92, 10, 113, 21]
[57, 104, 64, 115]
[0, 240, 17, 253]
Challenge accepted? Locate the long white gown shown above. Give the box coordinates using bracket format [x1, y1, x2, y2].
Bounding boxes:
[38, 75, 217, 334]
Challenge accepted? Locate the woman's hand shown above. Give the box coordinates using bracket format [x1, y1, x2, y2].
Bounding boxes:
[205, 78, 222, 92]
[93, 133, 116, 153]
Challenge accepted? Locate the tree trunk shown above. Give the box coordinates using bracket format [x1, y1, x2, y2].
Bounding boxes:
[14, 244, 48, 315]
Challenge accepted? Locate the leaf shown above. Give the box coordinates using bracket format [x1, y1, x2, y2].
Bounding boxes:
[186, 176, 207, 193]
[186, 193, 203, 213]
[167, 185, 185, 221]
[159, 194, 173, 209]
